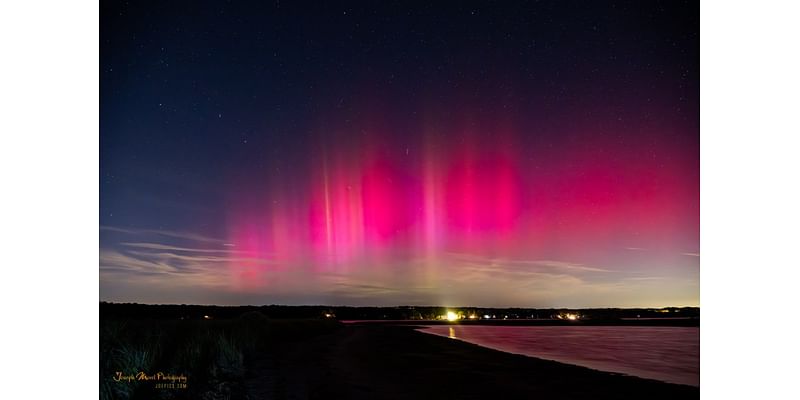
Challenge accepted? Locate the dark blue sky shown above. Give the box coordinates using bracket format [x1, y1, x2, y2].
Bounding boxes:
[100, 1, 699, 306]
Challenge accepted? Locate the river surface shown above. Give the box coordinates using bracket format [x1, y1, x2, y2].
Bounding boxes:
[421, 325, 699, 386]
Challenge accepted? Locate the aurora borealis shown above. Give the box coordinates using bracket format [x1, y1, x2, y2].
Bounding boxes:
[100, 1, 699, 307]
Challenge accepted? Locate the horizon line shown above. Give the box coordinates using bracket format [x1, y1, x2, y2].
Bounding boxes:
[100, 301, 700, 310]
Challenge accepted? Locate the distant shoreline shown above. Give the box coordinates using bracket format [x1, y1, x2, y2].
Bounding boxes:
[100, 302, 700, 323]
[341, 318, 700, 327]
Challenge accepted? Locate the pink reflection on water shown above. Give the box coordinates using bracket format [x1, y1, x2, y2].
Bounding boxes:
[422, 325, 699, 386]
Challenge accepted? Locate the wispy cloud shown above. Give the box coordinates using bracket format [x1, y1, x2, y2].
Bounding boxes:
[100, 226, 226, 243]
[445, 252, 614, 273]
[681, 252, 700, 257]
[623, 276, 668, 281]
[439, 253, 595, 293]
[320, 277, 438, 304]
[100, 226, 274, 295]
[119, 242, 251, 254]
[123, 249, 273, 265]
[515, 260, 613, 273]
[100, 249, 183, 276]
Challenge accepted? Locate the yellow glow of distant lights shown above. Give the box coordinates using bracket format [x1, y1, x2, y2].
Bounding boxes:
[446, 311, 458, 321]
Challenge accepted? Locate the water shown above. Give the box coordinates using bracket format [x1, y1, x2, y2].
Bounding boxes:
[421, 325, 699, 386]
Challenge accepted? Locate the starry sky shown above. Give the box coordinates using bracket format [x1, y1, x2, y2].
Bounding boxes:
[100, 0, 699, 307]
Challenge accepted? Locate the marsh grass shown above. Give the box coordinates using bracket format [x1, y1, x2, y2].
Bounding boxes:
[100, 313, 338, 400]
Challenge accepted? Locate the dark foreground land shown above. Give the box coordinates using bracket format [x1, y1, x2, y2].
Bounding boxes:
[101, 312, 698, 399]
[254, 324, 698, 400]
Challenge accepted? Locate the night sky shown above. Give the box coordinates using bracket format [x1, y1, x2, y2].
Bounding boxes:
[100, 1, 699, 307]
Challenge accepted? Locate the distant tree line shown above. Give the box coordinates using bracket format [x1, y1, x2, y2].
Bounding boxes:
[100, 302, 699, 321]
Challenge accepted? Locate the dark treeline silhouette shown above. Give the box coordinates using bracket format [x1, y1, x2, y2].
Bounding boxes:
[100, 302, 699, 323]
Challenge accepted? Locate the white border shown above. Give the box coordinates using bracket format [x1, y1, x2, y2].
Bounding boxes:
[702, 0, 800, 398]
[0, 1, 98, 398]
[3, 1, 800, 398]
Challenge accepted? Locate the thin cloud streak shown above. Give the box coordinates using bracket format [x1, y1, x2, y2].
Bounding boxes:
[120, 242, 253, 254]
[100, 226, 226, 243]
